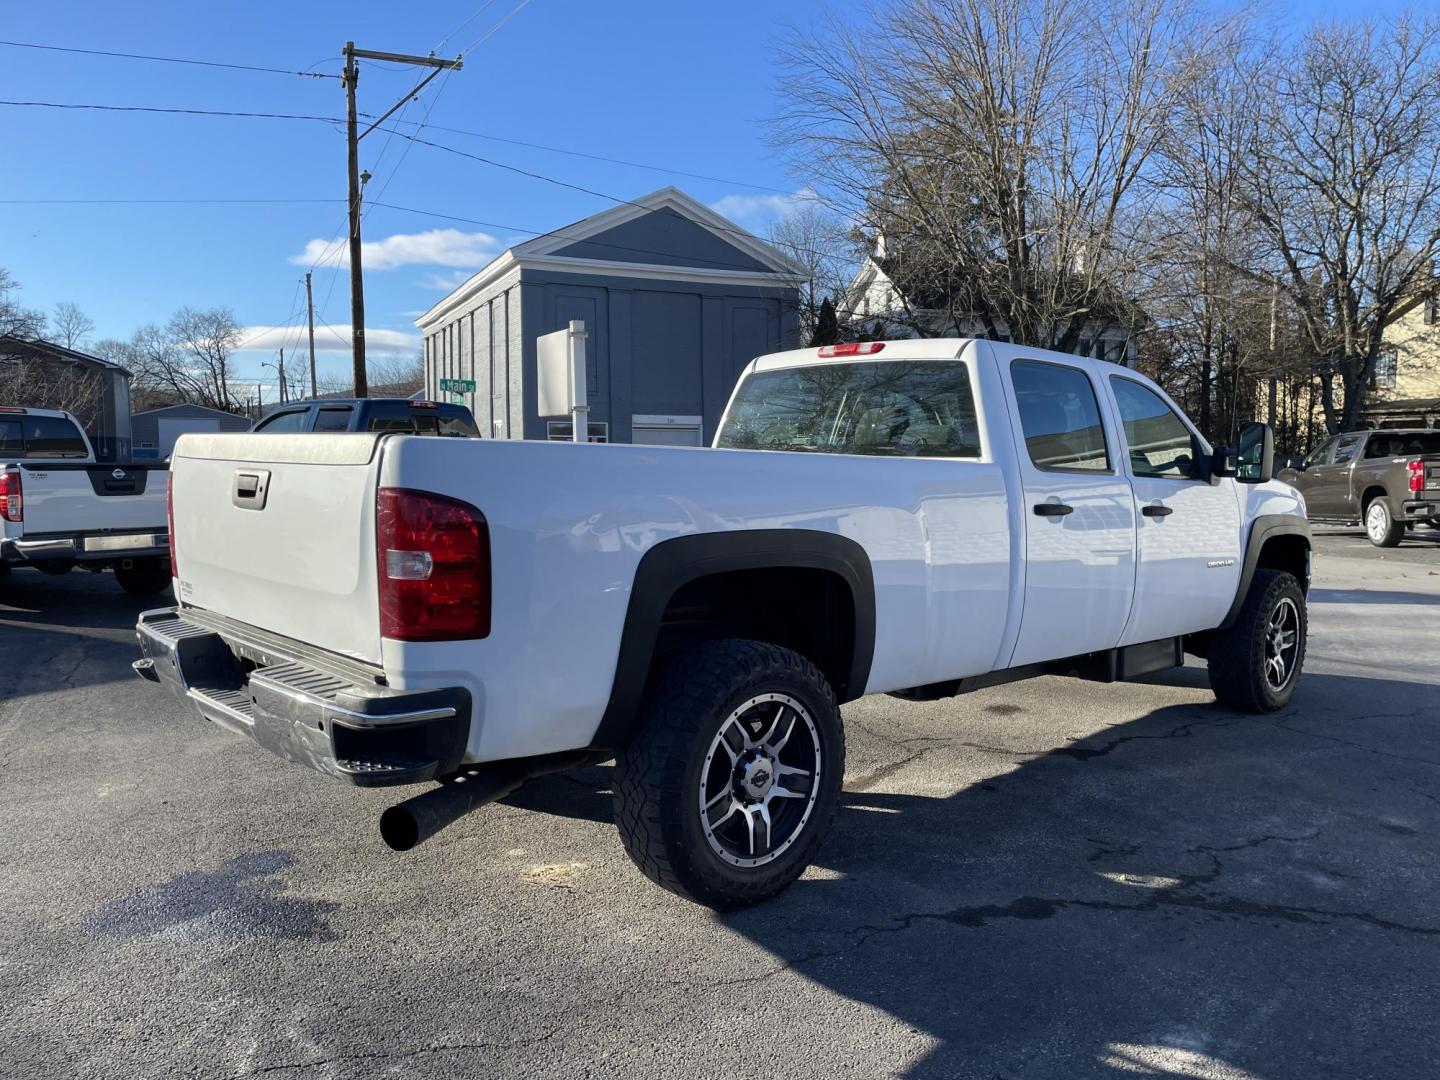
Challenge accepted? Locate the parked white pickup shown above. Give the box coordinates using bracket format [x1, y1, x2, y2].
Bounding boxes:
[135, 339, 1310, 906]
[1, 407, 171, 595]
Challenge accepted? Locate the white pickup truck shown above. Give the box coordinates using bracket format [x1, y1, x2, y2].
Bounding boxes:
[133, 339, 1310, 907]
[2, 406, 172, 595]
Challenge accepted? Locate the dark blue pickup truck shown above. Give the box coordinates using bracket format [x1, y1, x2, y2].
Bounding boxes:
[251, 398, 479, 437]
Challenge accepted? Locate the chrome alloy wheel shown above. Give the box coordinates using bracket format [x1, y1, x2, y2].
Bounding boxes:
[698, 693, 822, 868]
[1366, 502, 1389, 544]
[1264, 596, 1301, 692]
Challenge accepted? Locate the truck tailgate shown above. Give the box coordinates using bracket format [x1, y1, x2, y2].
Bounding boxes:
[170, 432, 384, 665]
[20, 463, 168, 534]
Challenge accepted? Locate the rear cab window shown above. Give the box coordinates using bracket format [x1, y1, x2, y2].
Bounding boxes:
[0, 414, 89, 458]
[1364, 432, 1440, 458]
[715, 360, 981, 457]
[364, 402, 479, 437]
[1010, 360, 1110, 472]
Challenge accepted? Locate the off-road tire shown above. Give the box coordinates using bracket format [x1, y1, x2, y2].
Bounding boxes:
[114, 558, 172, 596]
[1208, 569, 1306, 713]
[613, 639, 844, 909]
[1364, 498, 1403, 547]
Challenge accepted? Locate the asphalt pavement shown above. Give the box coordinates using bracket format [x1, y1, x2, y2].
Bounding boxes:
[1, 530, 1437, 1079]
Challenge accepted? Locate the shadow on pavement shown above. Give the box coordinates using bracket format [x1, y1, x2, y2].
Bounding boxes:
[519, 670, 1440, 1078]
[0, 567, 171, 697]
[1309, 587, 1440, 606]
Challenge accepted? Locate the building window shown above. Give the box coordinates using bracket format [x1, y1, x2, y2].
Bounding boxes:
[546, 421, 609, 442]
[1371, 349, 1398, 392]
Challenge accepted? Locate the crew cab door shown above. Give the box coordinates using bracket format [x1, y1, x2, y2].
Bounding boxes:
[1286, 435, 1358, 517]
[1003, 356, 1137, 667]
[1104, 376, 1241, 644]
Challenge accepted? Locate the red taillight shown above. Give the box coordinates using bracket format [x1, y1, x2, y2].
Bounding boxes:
[376, 487, 490, 641]
[1, 468, 22, 522]
[1409, 459, 1426, 493]
[817, 342, 885, 358]
[166, 472, 177, 577]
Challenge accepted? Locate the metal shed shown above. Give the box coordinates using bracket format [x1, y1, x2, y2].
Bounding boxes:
[131, 403, 250, 459]
[415, 187, 803, 445]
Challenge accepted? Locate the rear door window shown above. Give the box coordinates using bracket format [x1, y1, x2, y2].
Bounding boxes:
[714, 360, 981, 457]
[1010, 360, 1110, 472]
[312, 407, 354, 432]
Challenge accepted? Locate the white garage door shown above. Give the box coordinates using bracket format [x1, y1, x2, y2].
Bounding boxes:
[158, 417, 223, 457]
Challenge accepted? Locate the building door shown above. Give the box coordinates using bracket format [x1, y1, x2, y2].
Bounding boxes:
[1004, 356, 1138, 667]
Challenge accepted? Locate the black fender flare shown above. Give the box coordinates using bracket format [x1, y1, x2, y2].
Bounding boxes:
[589, 529, 876, 750]
[1219, 514, 1312, 630]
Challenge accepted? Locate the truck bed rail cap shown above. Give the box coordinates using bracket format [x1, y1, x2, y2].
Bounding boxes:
[173, 432, 384, 465]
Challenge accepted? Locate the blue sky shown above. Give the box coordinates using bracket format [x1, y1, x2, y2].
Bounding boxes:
[1, 0, 825, 391]
[0, 0, 1414, 394]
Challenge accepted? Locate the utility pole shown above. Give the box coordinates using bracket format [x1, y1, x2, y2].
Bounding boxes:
[341, 41, 462, 397]
[278, 347, 287, 404]
[305, 271, 317, 399]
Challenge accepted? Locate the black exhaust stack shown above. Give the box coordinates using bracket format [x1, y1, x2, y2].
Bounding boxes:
[379, 750, 607, 851]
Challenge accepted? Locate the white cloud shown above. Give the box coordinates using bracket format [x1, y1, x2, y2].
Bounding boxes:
[237, 324, 418, 355]
[420, 269, 478, 292]
[709, 187, 821, 229]
[289, 228, 501, 271]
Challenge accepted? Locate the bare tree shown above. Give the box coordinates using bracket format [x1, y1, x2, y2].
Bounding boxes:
[0, 268, 45, 341]
[368, 353, 424, 396]
[1225, 16, 1440, 434]
[51, 301, 95, 350]
[766, 202, 859, 342]
[167, 307, 244, 411]
[777, 0, 1211, 350]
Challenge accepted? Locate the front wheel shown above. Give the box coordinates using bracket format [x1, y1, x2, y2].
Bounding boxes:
[1207, 569, 1307, 713]
[1365, 499, 1403, 547]
[114, 558, 172, 596]
[613, 639, 844, 909]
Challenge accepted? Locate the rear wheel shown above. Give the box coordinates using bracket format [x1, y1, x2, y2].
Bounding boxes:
[1365, 499, 1403, 547]
[114, 558, 172, 596]
[1208, 569, 1306, 713]
[614, 639, 844, 909]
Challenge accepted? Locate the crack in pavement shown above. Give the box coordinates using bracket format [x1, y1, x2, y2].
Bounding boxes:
[721, 830, 1439, 989]
[1264, 717, 1440, 769]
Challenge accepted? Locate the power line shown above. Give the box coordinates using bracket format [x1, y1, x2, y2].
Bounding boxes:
[456, 0, 535, 56]
[434, 0, 503, 52]
[377, 117, 796, 194]
[0, 197, 338, 205]
[0, 39, 339, 79]
[0, 99, 343, 122]
[0, 97, 802, 200]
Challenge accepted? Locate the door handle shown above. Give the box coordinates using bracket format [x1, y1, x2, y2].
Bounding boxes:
[1142, 504, 1173, 518]
[1033, 503, 1074, 517]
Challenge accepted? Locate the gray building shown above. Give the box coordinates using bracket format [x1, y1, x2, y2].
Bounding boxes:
[0, 337, 134, 461]
[416, 187, 803, 445]
[132, 403, 251, 459]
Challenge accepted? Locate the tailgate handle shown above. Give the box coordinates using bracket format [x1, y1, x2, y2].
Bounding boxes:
[232, 469, 270, 510]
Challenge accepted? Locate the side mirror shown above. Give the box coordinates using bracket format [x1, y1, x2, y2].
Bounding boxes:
[1236, 421, 1274, 484]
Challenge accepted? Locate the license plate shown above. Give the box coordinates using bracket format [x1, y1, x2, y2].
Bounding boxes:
[84, 533, 157, 552]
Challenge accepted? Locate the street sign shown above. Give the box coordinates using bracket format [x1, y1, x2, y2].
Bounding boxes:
[438, 378, 476, 393]
[450, 392, 465, 404]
